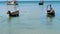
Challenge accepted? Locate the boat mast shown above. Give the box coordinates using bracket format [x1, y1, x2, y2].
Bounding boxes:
[12, 0, 16, 2]
[41, 0, 44, 3]
[7, 0, 8, 4]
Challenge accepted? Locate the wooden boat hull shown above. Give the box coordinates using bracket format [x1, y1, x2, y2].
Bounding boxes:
[7, 3, 18, 5]
[9, 14, 19, 17]
[39, 1, 44, 5]
[47, 14, 55, 17]
[7, 10, 19, 17]
[47, 10, 55, 17]
[39, 2, 43, 5]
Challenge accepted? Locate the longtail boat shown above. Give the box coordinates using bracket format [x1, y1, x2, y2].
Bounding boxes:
[7, 0, 18, 5]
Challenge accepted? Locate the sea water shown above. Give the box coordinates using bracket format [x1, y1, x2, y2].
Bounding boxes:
[0, 1, 60, 34]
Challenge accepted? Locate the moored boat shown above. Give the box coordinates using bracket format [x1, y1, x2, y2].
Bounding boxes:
[39, 0, 44, 5]
[7, 10, 19, 17]
[7, 0, 18, 5]
[47, 4, 55, 17]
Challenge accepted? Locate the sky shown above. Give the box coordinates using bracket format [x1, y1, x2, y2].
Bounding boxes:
[0, 0, 60, 1]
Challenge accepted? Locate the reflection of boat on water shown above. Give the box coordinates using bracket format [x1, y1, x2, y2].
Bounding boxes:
[47, 4, 55, 17]
[46, 16, 53, 25]
[7, 0, 18, 5]
[39, 0, 44, 5]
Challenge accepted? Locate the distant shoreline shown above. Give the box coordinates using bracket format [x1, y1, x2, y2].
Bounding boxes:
[0, 1, 60, 3]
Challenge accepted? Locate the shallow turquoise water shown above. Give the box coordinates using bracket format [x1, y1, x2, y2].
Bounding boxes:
[0, 1, 60, 34]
